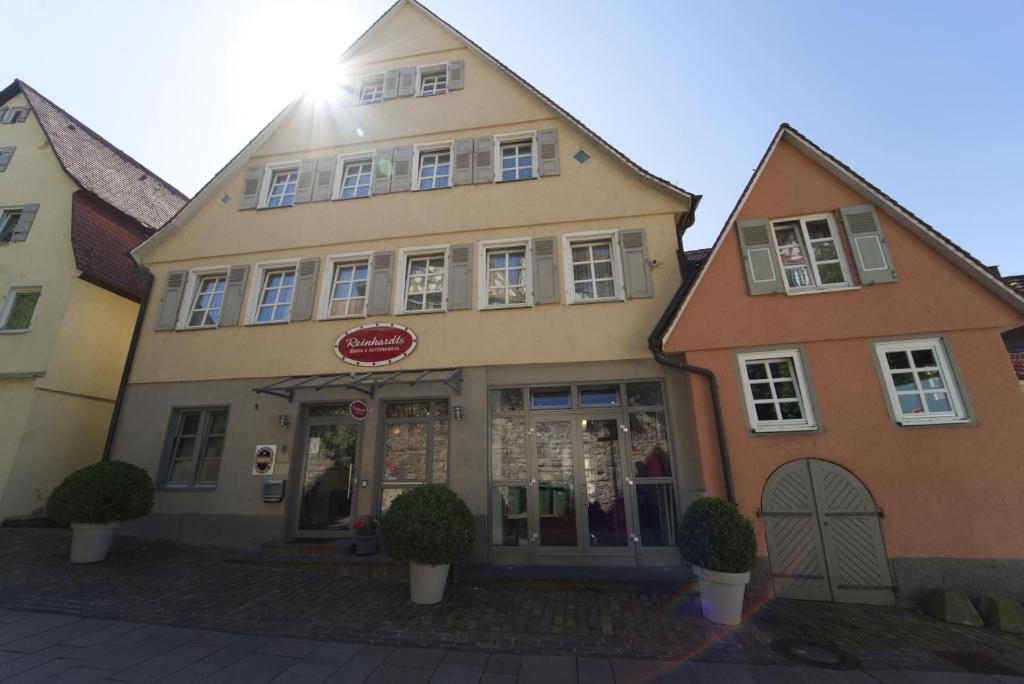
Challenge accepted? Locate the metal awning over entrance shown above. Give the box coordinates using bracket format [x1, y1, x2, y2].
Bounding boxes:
[252, 368, 463, 402]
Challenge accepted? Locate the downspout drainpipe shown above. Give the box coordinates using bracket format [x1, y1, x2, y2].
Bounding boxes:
[101, 272, 153, 461]
[652, 347, 736, 504]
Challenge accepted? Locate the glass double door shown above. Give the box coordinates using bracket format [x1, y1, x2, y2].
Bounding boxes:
[527, 413, 638, 561]
[295, 407, 362, 537]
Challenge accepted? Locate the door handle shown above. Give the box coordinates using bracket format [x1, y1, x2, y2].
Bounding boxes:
[631, 534, 639, 543]
[626, 479, 634, 486]
[531, 532, 539, 542]
[530, 479, 537, 487]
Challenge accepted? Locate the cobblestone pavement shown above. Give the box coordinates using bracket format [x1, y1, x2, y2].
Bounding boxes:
[0, 529, 1022, 678]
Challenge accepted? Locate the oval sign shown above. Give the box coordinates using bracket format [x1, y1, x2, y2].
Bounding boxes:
[335, 323, 417, 367]
[349, 400, 369, 421]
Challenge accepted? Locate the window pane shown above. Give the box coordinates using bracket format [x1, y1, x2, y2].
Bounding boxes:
[491, 486, 528, 547]
[168, 460, 192, 484]
[775, 382, 797, 399]
[636, 484, 676, 546]
[196, 458, 221, 484]
[778, 402, 804, 420]
[817, 262, 845, 284]
[583, 418, 627, 547]
[898, 394, 924, 414]
[885, 351, 910, 369]
[385, 401, 431, 418]
[629, 411, 671, 477]
[769, 361, 792, 379]
[531, 387, 571, 410]
[750, 383, 772, 400]
[491, 388, 524, 413]
[911, 349, 937, 368]
[383, 423, 427, 481]
[755, 404, 778, 421]
[813, 242, 838, 261]
[309, 404, 351, 417]
[579, 385, 620, 407]
[924, 392, 952, 413]
[380, 488, 411, 513]
[432, 417, 449, 484]
[746, 363, 768, 380]
[917, 370, 945, 390]
[3, 292, 40, 330]
[491, 416, 527, 480]
[892, 373, 917, 391]
[626, 382, 663, 407]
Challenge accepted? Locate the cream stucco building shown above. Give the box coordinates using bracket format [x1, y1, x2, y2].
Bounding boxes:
[0, 81, 185, 520]
[111, 0, 706, 565]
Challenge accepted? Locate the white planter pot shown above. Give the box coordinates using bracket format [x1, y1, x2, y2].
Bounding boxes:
[70, 522, 120, 564]
[409, 562, 450, 605]
[692, 565, 750, 625]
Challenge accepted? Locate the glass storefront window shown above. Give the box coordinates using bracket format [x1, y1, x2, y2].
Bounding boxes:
[636, 484, 676, 546]
[491, 486, 528, 546]
[385, 401, 431, 419]
[432, 416, 449, 483]
[490, 416, 527, 481]
[579, 385, 620, 407]
[383, 423, 428, 481]
[531, 387, 571, 410]
[627, 382, 663, 407]
[491, 388, 524, 413]
[308, 403, 351, 417]
[380, 487, 412, 513]
[629, 411, 672, 478]
[582, 417, 627, 547]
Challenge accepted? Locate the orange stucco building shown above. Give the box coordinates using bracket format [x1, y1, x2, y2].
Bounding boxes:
[656, 125, 1024, 606]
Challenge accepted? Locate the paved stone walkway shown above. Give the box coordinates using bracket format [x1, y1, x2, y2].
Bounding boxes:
[0, 529, 1022, 678]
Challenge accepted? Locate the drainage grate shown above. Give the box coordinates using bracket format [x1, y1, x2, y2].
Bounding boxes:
[931, 651, 1021, 676]
[770, 638, 860, 670]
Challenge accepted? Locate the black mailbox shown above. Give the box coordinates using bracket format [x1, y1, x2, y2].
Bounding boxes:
[262, 479, 286, 503]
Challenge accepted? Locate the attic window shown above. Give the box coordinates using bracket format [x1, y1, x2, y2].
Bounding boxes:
[573, 148, 591, 165]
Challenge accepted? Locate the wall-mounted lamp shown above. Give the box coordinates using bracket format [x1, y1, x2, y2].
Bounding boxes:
[453, 406, 464, 422]
[277, 414, 291, 429]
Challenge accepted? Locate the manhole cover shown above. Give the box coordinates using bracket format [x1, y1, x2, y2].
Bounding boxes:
[770, 638, 860, 670]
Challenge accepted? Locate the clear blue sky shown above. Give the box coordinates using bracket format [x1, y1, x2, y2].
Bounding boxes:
[5, 0, 1023, 273]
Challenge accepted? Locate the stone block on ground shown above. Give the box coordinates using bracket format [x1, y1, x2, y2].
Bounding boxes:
[978, 595, 1024, 634]
[926, 590, 983, 627]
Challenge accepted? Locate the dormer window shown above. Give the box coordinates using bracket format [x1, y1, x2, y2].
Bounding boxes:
[771, 215, 851, 291]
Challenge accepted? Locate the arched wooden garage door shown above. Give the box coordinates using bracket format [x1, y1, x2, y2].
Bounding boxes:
[761, 459, 895, 606]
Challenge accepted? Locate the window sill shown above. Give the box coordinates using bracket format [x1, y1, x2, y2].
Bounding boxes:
[416, 91, 448, 97]
[567, 296, 624, 306]
[396, 308, 447, 316]
[334, 194, 372, 202]
[0, 328, 29, 334]
[245, 319, 291, 327]
[256, 203, 296, 211]
[786, 285, 860, 297]
[176, 325, 218, 332]
[318, 313, 368, 322]
[895, 417, 973, 428]
[413, 185, 451, 192]
[750, 424, 818, 434]
[480, 303, 533, 311]
[495, 176, 538, 184]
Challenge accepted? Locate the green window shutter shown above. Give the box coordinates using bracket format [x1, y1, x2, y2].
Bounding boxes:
[0, 146, 16, 172]
[839, 204, 897, 284]
[532, 236, 560, 305]
[383, 69, 400, 100]
[293, 159, 316, 204]
[447, 244, 472, 310]
[619, 229, 652, 299]
[390, 146, 413, 192]
[290, 258, 320, 322]
[367, 251, 394, 316]
[453, 138, 474, 186]
[155, 270, 188, 331]
[398, 67, 416, 96]
[238, 165, 265, 210]
[311, 157, 336, 202]
[737, 218, 784, 295]
[448, 60, 465, 90]
[538, 129, 560, 177]
[473, 137, 493, 184]
[217, 265, 250, 327]
[10, 204, 39, 242]
[372, 149, 394, 195]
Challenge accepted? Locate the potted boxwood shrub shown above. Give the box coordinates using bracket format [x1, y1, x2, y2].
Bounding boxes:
[677, 496, 757, 625]
[351, 516, 379, 556]
[47, 460, 155, 564]
[380, 484, 475, 605]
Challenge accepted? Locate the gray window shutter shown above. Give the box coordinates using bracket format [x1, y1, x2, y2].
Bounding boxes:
[10, 204, 39, 242]
[290, 258, 320, 322]
[372, 149, 394, 195]
[840, 204, 897, 284]
[293, 159, 316, 204]
[532, 236, 559, 305]
[619, 229, 652, 299]
[473, 137, 493, 184]
[155, 270, 188, 331]
[383, 69, 400, 100]
[14, 108, 28, 123]
[453, 138, 474, 186]
[398, 67, 416, 96]
[239, 165, 265, 210]
[391, 146, 413, 192]
[367, 251, 394, 316]
[737, 218, 784, 295]
[218, 265, 250, 327]
[538, 129, 560, 177]
[448, 60, 465, 90]
[447, 244, 472, 310]
[311, 157, 336, 202]
[0, 108, 7, 123]
[0, 146, 15, 172]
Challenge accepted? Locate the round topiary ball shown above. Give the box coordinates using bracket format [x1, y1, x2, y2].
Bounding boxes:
[47, 461, 155, 526]
[380, 484, 475, 566]
[677, 496, 756, 574]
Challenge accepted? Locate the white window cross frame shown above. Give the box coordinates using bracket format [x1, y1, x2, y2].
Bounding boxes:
[317, 252, 373, 321]
[477, 238, 533, 310]
[874, 338, 968, 425]
[416, 63, 448, 96]
[737, 349, 817, 432]
[395, 245, 449, 315]
[561, 230, 626, 304]
[244, 259, 300, 325]
[494, 131, 538, 183]
[413, 142, 453, 191]
[177, 266, 231, 330]
[258, 161, 301, 209]
[334, 153, 374, 200]
[0, 285, 42, 333]
[769, 213, 853, 293]
[359, 73, 385, 104]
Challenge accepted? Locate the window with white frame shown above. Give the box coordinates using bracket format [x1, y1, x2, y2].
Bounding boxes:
[326, 259, 370, 318]
[499, 139, 534, 181]
[418, 65, 447, 96]
[360, 74, 385, 104]
[417, 148, 451, 190]
[339, 158, 373, 199]
[0, 287, 40, 332]
[0, 209, 22, 242]
[185, 274, 227, 329]
[485, 244, 529, 307]
[771, 215, 851, 291]
[874, 338, 967, 424]
[738, 350, 817, 432]
[569, 238, 617, 301]
[402, 251, 446, 312]
[254, 267, 296, 323]
[265, 168, 298, 208]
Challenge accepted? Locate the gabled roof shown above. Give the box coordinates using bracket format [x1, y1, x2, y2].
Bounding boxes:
[0, 80, 186, 231]
[655, 123, 1024, 349]
[132, 0, 696, 262]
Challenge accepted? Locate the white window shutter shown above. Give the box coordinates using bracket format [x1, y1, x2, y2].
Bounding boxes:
[453, 139, 474, 186]
[448, 60, 465, 90]
[383, 69, 400, 100]
[538, 129, 560, 177]
[619, 229, 652, 299]
[372, 149, 394, 195]
[532, 236, 559, 305]
[290, 258, 320, 322]
[10, 204, 39, 242]
[367, 251, 395, 316]
[390, 146, 413, 192]
[839, 205, 897, 284]
[447, 244, 473, 310]
[312, 157, 336, 202]
[218, 265, 250, 327]
[155, 270, 188, 331]
[293, 159, 317, 204]
[737, 218, 784, 295]
[473, 137, 493, 184]
[239, 165, 265, 210]
[398, 67, 416, 96]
